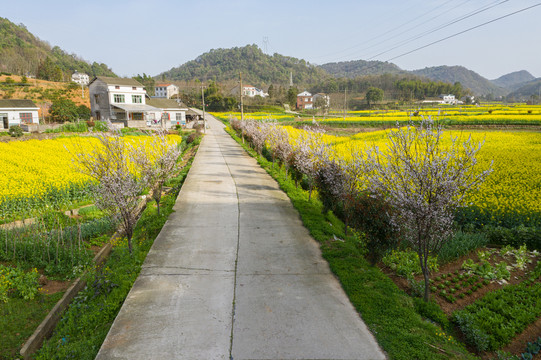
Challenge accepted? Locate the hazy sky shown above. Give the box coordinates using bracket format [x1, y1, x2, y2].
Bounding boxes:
[2, 0, 540, 79]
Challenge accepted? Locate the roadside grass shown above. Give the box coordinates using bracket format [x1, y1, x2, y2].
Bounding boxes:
[0, 292, 64, 360]
[33, 158, 194, 360]
[225, 127, 477, 360]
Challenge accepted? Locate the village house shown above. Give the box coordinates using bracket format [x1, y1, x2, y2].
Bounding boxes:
[71, 71, 90, 85]
[296, 91, 313, 110]
[230, 85, 268, 98]
[0, 99, 39, 129]
[153, 83, 179, 99]
[88, 76, 161, 127]
[146, 98, 188, 128]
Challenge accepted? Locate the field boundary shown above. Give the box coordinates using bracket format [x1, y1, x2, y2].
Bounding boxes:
[19, 198, 149, 359]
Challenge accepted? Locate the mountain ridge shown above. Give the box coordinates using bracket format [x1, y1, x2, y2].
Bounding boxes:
[0, 17, 116, 80]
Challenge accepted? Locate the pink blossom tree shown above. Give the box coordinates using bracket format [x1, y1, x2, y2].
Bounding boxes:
[71, 124, 144, 254]
[132, 129, 184, 215]
[362, 117, 492, 301]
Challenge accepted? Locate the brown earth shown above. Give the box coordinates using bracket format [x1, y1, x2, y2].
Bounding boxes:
[381, 247, 541, 359]
[0, 74, 90, 118]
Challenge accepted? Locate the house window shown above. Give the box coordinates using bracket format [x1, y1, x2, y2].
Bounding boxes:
[176, 113, 183, 121]
[132, 113, 143, 120]
[132, 95, 142, 103]
[94, 94, 99, 103]
[132, 87, 137, 90]
[115, 86, 120, 89]
[19, 112, 33, 124]
[114, 94, 125, 103]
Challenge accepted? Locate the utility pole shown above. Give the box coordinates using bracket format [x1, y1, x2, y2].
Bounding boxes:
[201, 85, 206, 134]
[344, 88, 347, 121]
[240, 72, 244, 122]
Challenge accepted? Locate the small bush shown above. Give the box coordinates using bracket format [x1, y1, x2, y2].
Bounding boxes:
[484, 225, 541, 250]
[8, 125, 23, 137]
[186, 132, 200, 145]
[93, 121, 109, 132]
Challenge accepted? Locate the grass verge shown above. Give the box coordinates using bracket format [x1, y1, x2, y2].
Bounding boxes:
[31, 155, 195, 360]
[0, 292, 64, 360]
[225, 126, 477, 360]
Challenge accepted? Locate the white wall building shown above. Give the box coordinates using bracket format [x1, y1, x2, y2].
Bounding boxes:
[146, 98, 188, 128]
[71, 71, 90, 85]
[0, 99, 39, 129]
[154, 83, 179, 99]
[89, 76, 161, 124]
[440, 94, 458, 104]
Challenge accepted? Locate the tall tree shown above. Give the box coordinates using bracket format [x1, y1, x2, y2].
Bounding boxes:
[365, 87, 384, 107]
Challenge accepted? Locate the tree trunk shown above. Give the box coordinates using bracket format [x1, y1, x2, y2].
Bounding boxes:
[422, 267, 430, 302]
[127, 233, 133, 254]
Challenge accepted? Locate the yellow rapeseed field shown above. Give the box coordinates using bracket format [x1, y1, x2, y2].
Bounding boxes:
[0, 135, 181, 217]
[283, 126, 541, 226]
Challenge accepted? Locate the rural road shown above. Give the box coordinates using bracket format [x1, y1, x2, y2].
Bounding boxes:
[95, 112, 385, 360]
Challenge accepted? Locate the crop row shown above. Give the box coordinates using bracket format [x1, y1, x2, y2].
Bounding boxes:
[453, 262, 541, 351]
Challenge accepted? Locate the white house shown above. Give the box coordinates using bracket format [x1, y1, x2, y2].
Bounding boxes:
[440, 94, 458, 104]
[153, 83, 179, 99]
[0, 99, 39, 129]
[231, 85, 268, 98]
[297, 91, 313, 110]
[71, 71, 90, 85]
[88, 76, 161, 126]
[146, 98, 188, 128]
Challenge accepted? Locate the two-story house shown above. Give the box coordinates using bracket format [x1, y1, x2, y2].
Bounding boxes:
[0, 99, 39, 129]
[71, 71, 90, 85]
[296, 91, 313, 110]
[89, 76, 160, 126]
[154, 83, 179, 99]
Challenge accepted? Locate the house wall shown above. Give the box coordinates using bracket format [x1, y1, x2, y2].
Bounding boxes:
[107, 85, 146, 105]
[89, 80, 112, 120]
[0, 109, 39, 128]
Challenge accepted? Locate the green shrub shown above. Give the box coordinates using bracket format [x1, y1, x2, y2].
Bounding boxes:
[0, 265, 39, 302]
[93, 121, 109, 132]
[438, 231, 488, 264]
[483, 225, 541, 250]
[8, 125, 23, 137]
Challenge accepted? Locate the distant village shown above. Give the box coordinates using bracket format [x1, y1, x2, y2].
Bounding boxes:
[1, 69, 466, 131]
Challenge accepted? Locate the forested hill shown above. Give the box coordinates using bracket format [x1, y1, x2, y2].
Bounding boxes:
[320, 59, 404, 78]
[411, 65, 506, 97]
[491, 70, 536, 92]
[0, 17, 116, 79]
[158, 44, 329, 85]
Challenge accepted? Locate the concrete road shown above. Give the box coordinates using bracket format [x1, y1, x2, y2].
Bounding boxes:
[95, 113, 386, 360]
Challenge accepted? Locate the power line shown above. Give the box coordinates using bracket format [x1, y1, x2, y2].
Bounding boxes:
[366, 0, 509, 61]
[311, 0, 450, 61]
[386, 2, 541, 63]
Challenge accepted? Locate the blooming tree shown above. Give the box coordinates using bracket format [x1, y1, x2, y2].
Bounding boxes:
[362, 117, 492, 301]
[72, 124, 144, 254]
[132, 129, 184, 215]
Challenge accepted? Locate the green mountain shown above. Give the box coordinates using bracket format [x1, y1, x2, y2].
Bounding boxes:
[0, 17, 116, 79]
[319, 59, 404, 78]
[491, 70, 536, 92]
[158, 44, 329, 86]
[411, 65, 506, 97]
[506, 78, 541, 101]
